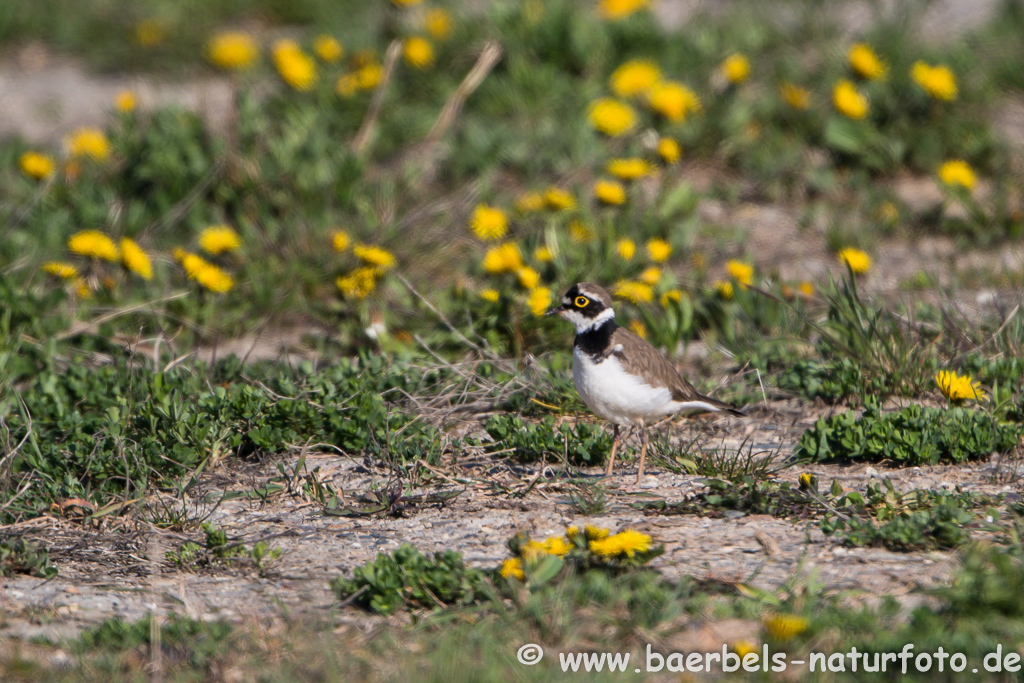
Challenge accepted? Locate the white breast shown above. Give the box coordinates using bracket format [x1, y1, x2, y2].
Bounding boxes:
[572, 347, 678, 426]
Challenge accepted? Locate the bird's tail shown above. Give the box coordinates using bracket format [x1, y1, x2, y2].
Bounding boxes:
[700, 394, 745, 417]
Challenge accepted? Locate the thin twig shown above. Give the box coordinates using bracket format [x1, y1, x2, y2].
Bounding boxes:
[352, 41, 402, 154]
[423, 41, 503, 147]
[396, 274, 503, 362]
[0, 397, 32, 476]
[4, 171, 59, 235]
[336, 585, 369, 609]
[56, 292, 190, 341]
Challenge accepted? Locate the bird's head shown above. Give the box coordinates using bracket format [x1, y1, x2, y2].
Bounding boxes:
[546, 282, 616, 333]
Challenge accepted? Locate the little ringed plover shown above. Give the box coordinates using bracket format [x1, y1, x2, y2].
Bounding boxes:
[547, 282, 743, 482]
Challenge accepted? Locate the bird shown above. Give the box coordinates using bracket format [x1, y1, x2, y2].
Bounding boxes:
[546, 282, 743, 482]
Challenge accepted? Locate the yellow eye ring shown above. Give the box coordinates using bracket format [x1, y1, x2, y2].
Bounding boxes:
[574, 296, 589, 308]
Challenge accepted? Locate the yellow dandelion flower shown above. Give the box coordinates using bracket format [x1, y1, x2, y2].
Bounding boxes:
[482, 242, 523, 274]
[332, 230, 351, 252]
[517, 266, 540, 290]
[588, 98, 637, 137]
[355, 63, 384, 90]
[639, 266, 661, 286]
[541, 535, 572, 556]
[391, 0, 423, 5]
[19, 151, 54, 180]
[534, 245, 553, 262]
[307, 34, 339, 63]
[646, 238, 671, 263]
[848, 43, 887, 80]
[42, 262, 80, 280]
[120, 238, 152, 280]
[314, 35, 343, 63]
[335, 73, 359, 97]
[614, 280, 654, 304]
[594, 179, 626, 205]
[515, 192, 544, 214]
[499, 557, 524, 580]
[606, 157, 653, 181]
[715, 280, 734, 299]
[568, 219, 594, 243]
[833, 79, 868, 119]
[733, 641, 758, 659]
[659, 289, 682, 307]
[544, 186, 576, 211]
[798, 473, 815, 489]
[726, 259, 754, 287]
[470, 204, 508, 241]
[764, 614, 809, 642]
[426, 8, 453, 40]
[588, 536, 618, 557]
[480, 288, 500, 302]
[721, 53, 750, 84]
[520, 540, 547, 562]
[174, 247, 197, 268]
[610, 59, 660, 98]
[935, 370, 984, 401]
[73, 278, 92, 298]
[629, 320, 648, 339]
[353, 244, 396, 270]
[480, 245, 508, 274]
[197, 265, 234, 293]
[569, 525, 612, 544]
[912, 61, 957, 101]
[780, 82, 810, 110]
[66, 128, 110, 162]
[207, 31, 258, 71]
[798, 281, 814, 297]
[657, 138, 681, 164]
[177, 251, 234, 293]
[333, 73, 358, 96]
[403, 36, 434, 69]
[272, 40, 317, 91]
[598, 0, 651, 21]
[590, 529, 652, 558]
[199, 225, 241, 255]
[134, 19, 167, 47]
[528, 286, 552, 316]
[336, 267, 378, 299]
[68, 230, 119, 261]
[837, 247, 871, 274]
[115, 90, 137, 113]
[648, 81, 701, 122]
[938, 159, 976, 190]
[616, 238, 636, 260]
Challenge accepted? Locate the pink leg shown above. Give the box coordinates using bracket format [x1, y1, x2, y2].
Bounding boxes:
[636, 421, 648, 483]
[605, 424, 620, 477]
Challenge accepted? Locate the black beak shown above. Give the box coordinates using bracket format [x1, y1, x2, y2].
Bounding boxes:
[545, 303, 567, 316]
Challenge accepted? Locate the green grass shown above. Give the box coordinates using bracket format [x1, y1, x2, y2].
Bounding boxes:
[3, 0, 1024, 677]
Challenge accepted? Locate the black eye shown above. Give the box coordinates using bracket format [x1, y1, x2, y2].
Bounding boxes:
[574, 296, 589, 308]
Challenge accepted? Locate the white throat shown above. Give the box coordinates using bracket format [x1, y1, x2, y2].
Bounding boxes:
[565, 306, 615, 333]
